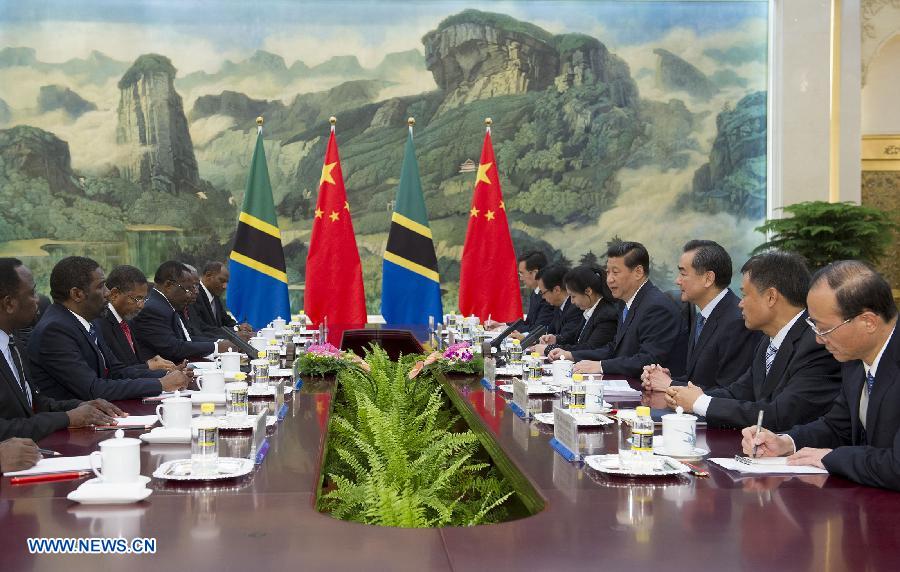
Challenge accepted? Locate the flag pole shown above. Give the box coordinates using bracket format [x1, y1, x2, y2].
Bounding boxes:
[484, 116, 492, 135]
[408, 116, 415, 139]
[330, 115, 336, 134]
[257, 115, 263, 135]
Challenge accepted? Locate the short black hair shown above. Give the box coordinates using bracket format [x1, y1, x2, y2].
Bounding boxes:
[741, 251, 810, 308]
[606, 241, 650, 276]
[537, 264, 570, 291]
[564, 265, 613, 301]
[517, 251, 548, 272]
[811, 260, 898, 322]
[154, 260, 190, 284]
[50, 256, 100, 303]
[106, 265, 148, 293]
[202, 260, 225, 275]
[683, 240, 733, 288]
[0, 257, 24, 298]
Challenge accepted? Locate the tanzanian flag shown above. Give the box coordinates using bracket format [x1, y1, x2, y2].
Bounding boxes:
[381, 130, 443, 326]
[226, 126, 291, 329]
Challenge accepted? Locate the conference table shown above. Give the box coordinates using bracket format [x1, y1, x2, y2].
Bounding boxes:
[2, 350, 899, 571]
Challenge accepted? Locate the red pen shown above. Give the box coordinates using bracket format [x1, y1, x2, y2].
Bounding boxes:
[9, 471, 92, 485]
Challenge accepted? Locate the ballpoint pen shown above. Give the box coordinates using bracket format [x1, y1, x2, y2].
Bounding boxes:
[751, 410, 764, 458]
[38, 448, 61, 457]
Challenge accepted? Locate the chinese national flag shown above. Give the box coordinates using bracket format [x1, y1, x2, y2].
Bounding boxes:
[304, 128, 367, 344]
[458, 129, 522, 322]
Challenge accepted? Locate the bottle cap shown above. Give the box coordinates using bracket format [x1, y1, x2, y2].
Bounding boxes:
[200, 403, 215, 414]
[268, 339, 278, 345]
[234, 372, 246, 381]
[258, 351, 266, 358]
[636, 406, 651, 417]
[531, 352, 541, 358]
[572, 373, 583, 382]
[512, 339, 520, 345]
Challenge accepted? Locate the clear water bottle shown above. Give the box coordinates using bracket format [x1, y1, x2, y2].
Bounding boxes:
[570, 373, 586, 410]
[528, 352, 543, 381]
[191, 403, 219, 476]
[632, 406, 655, 470]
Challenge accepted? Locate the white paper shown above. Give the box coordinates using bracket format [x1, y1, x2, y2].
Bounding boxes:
[709, 457, 828, 475]
[106, 415, 159, 427]
[4, 455, 95, 477]
[595, 378, 641, 397]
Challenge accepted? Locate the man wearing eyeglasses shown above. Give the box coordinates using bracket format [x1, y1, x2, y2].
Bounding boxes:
[95, 265, 177, 372]
[665, 251, 842, 431]
[743, 261, 899, 490]
[132, 261, 237, 363]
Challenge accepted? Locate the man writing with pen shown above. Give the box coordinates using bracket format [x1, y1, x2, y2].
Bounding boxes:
[0, 258, 123, 453]
[743, 261, 900, 491]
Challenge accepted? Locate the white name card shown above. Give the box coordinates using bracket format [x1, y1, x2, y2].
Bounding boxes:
[512, 378, 530, 418]
[553, 406, 580, 459]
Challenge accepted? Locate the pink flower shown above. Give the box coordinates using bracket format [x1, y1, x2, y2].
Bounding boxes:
[308, 343, 341, 357]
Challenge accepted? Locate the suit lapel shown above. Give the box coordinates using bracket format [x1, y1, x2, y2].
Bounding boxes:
[60, 307, 105, 376]
[0, 350, 31, 415]
[863, 332, 900, 440]
[690, 290, 733, 367]
[758, 314, 806, 398]
[614, 283, 651, 349]
[845, 361, 867, 444]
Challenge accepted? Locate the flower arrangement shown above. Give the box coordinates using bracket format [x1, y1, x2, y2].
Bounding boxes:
[294, 343, 370, 377]
[408, 342, 483, 379]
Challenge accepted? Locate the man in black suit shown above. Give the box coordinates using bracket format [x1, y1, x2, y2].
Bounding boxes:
[0, 258, 121, 442]
[132, 261, 235, 363]
[96, 265, 176, 372]
[517, 251, 555, 331]
[29, 257, 189, 401]
[666, 252, 842, 431]
[189, 261, 253, 340]
[525, 264, 580, 352]
[642, 240, 762, 391]
[744, 261, 900, 490]
[566, 242, 687, 378]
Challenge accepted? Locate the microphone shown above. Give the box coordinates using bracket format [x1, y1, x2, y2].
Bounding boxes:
[519, 324, 547, 350]
[489, 319, 525, 349]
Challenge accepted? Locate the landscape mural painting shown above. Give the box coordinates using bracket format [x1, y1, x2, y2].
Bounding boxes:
[0, 1, 769, 312]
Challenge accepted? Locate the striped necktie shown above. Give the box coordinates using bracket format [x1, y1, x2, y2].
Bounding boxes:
[866, 371, 876, 396]
[764, 341, 778, 375]
[694, 314, 706, 343]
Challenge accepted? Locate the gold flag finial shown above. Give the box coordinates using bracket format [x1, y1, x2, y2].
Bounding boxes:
[407, 117, 415, 127]
[256, 116, 264, 126]
[329, 116, 337, 126]
[484, 117, 493, 126]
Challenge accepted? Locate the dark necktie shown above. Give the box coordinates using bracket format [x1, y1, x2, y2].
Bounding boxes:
[764, 341, 778, 376]
[621, 305, 629, 325]
[8, 339, 33, 408]
[866, 371, 875, 396]
[211, 296, 219, 321]
[694, 314, 706, 343]
[119, 320, 135, 352]
[88, 324, 108, 375]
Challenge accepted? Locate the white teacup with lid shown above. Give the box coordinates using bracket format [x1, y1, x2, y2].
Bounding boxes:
[89, 429, 142, 484]
[661, 406, 698, 456]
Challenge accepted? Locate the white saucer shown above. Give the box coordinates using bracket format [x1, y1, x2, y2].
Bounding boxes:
[140, 427, 191, 444]
[67, 476, 152, 505]
[652, 442, 710, 460]
[584, 454, 690, 477]
[191, 392, 226, 405]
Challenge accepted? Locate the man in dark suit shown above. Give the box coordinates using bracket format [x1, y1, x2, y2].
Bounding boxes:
[517, 251, 555, 331]
[667, 252, 842, 431]
[28, 257, 189, 401]
[643, 240, 762, 391]
[525, 264, 580, 353]
[132, 261, 235, 363]
[0, 258, 121, 442]
[566, 242, 687, 378]
[744, 261, 900, 490]
[96, 265, 176, 372]
[189, 261, 253, 340]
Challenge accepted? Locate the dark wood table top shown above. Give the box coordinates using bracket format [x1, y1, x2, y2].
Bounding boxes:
[2, 374, 898, 571]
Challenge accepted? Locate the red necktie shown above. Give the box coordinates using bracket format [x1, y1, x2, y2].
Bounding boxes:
[120, 320, 135, 352]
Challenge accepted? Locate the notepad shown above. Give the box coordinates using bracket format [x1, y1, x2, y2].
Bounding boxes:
[709, 457, 829, 475]
[596, 379, 642, 397]
[3, 455, 95, 477]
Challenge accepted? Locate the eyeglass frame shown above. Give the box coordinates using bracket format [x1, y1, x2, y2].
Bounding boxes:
[805, 315, 857, 338]
[171, 281, 199, 295]
[126, 293, 150, 305]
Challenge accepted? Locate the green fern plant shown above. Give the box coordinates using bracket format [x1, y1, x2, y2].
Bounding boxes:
[318, 345, 514, 527]
[754, 201, 897, 270]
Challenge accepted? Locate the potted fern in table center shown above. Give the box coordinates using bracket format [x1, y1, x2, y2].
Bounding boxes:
[753, 201, 897, 270]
